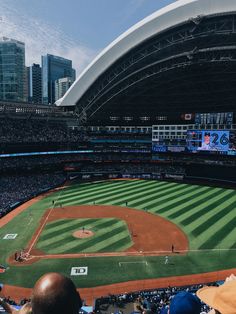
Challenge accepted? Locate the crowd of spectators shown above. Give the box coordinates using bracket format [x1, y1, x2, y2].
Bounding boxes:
[95, 284, 211, 314]
[1, 273, 236, 314]
[0, 154, 155, 172]
[0, 118, 86, 143]
[77, 164, 185, 175]
[95, 275, 236, 314]
[0, 296, 30, 308]
[1, 153, 236, 175]
[0, 173, 65, 218]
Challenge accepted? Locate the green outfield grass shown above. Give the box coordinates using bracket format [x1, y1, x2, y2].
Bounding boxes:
[1, 179, 236, 288]
[36, 218, 132, 253]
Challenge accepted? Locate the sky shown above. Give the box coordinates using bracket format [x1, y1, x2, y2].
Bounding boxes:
[0, 0, 176, 76]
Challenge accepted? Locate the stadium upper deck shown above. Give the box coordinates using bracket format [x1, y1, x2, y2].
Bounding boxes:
[57, 0, 236, 125]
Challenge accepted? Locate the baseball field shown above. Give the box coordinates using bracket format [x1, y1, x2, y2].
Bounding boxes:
[1, 179, 236, 297]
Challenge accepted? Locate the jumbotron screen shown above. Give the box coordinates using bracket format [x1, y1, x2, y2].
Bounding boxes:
[152, 130, 236, 155]
[187, 130, 236, 154]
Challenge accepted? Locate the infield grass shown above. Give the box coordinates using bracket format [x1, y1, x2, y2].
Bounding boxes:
[36, 218, 132, 253]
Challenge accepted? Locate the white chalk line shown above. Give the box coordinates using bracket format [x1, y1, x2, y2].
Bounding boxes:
[119, 261, 148, 267]
[26, 187, 64, 255]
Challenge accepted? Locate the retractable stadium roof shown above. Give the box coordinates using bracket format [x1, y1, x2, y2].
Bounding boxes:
[57, 0, 236, 124]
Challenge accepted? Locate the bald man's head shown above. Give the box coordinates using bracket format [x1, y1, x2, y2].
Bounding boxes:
[31, 273, 82, 314]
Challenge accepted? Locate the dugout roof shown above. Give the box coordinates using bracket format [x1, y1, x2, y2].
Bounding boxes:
[57, 0, 236, 125]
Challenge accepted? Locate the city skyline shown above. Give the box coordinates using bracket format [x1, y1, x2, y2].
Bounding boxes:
[0, 0, 175, 76]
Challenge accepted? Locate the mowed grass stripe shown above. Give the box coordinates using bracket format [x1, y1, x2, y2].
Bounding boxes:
[219, 219, 236, 248]
[230, 242, 236, 249]
[126, 183, 189, 208]
[148, 186, 209, 215]
[42, 218, 75, 229]
[41, 218, 97, 234]
[58, 180, 134, 202]
[92, 180, 158, 204]
[59, 180, 132, 201]
[190, 194, 236, 237]
[166, 188, 223, 220]
[39, 219, 101, 240]
[142, 185, 198, 211]
[62, 180, 129, 194]
[180, 189, 235, 226]
[64, 180, 152, 206]
[199, 211, 236, 249]
[81, 228, 131, 253]
[112, 182, 181, 207]
[37, 219, 119, 250]
[192, 208, 236, 249]
[94, 180, 167, 205]
[134, 184, 199, 211]
[52, 181, 114, 199]
[51, 224, 128, 254]
[99, 235, 131, 252]
[60, 180, 129, 195]
[37, 218, 122, 251]
[168, 188, 229, 225]
[65, 180, 157, 206]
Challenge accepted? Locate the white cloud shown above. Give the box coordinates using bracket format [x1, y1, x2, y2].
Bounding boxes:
[0, 3, 97, 76]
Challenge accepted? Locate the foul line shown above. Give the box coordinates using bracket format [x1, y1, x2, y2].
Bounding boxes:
[119, 261, 148, 266]
[26, 189, 63, 255]
[30, 248, 236, 260]
[27, 217, 33, 226]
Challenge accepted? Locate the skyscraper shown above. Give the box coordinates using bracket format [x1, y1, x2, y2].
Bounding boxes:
[42, 54, 74, 104]
[55, 77, 74, 102]
[28, 63, 42, 104]
[0, 37, 26, 102]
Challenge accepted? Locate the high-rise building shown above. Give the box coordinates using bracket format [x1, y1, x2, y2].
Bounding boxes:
[28, 63, 42, 104]
[41, 54, 74, 104]
[55, 77, 74, 102]
[0, 37, 26, 102]
[72, 68, 76, 82]
[24, 66, 29, 102]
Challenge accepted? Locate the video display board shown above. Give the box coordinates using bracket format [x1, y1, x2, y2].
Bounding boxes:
[187, 130, 230, 152]
[152, 130, 236, 155]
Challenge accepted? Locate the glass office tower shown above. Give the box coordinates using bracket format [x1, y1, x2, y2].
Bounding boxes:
[55, 77, 74, 102]
[42, 54, 74, 105]
[0, 37, 25, 101]
[28, 63, 42, 104]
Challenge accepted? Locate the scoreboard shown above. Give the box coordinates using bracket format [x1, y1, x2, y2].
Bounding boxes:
[187, 130, 230, 152]
[152, 129, 236, 155]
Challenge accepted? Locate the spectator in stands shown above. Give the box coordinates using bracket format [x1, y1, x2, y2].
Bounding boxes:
[169, 291, 201, 314]
[31, 272, 82, 314]
[197, 277, 236, 314]
[18, 302, 32, 314]
[0, 173, 65, 218]
[0, 297, 16, 314]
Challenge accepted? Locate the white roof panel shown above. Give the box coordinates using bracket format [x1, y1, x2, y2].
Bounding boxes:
[57, 0, 236, 107]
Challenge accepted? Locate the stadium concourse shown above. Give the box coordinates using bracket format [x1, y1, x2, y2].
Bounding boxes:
[1, 0, 236, 313]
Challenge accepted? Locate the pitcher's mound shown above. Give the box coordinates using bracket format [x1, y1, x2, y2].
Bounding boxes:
[73, 230, 94, 238]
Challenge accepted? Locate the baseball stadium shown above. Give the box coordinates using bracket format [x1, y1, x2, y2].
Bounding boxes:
[1, 0, 236, 312]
